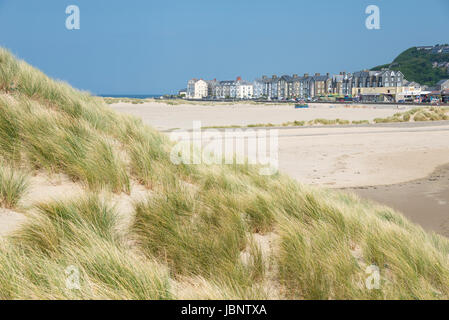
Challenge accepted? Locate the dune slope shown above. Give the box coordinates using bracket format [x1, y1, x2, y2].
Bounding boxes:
[0, 48, 449, 299]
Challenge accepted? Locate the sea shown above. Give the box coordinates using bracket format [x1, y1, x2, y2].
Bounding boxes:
[98, 94, 163, 99]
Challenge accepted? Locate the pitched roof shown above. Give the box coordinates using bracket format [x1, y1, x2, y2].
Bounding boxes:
[219, 80, 236, 85]
[333, 75, 344, 81]
[312, 75, 330, 81]
[405, 81, 421, 87]
[261, 77, 274, 84]
[236, 80, 253, 86]
[279, 75, 294, 81]
[352, 71, 371, 77]
[352, 69, 402, 78]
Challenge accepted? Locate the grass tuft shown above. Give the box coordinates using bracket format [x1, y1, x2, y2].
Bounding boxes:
[0, 165, 29, 209]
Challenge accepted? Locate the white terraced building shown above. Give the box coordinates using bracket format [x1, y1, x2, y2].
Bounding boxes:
[187, 79, 208, 99]
[235, 80, 254, 99]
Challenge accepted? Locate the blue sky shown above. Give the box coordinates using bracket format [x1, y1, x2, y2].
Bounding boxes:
[0, 0, 448, 94]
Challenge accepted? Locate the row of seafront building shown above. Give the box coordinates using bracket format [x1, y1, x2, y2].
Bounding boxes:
[185, 70, 449, 103]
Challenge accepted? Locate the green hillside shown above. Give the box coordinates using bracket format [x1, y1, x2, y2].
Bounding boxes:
[372, 46, 449, 86]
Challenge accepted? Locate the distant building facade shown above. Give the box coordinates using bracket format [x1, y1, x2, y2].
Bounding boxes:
[253, 77, 266, 98]
[417, 44, 449, 54]
[331, 72, 352, 96]
[436, 79, 449, 91]
[235, 80, 254, 99]
[206, 79, 218, 98]
[214, 79, 238, 99]
[187, 79, 208, 99]
[178, 88, 187, 97]
[184, 68, 413, 101]
[351, 70, 405, 89]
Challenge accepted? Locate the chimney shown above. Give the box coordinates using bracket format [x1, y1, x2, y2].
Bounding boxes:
[236, 76, 242, 81]
[262, 75, 267, 79]
[272, 75, 277, 79]
[315, 73, 320, 76]
[293, 74, 298, 78]
[326, 73, 330, 77]
[304, 73, 309, 78]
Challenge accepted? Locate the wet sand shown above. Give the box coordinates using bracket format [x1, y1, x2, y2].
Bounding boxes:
[110, 101, 449, 237]
[347, 165, 449, 237]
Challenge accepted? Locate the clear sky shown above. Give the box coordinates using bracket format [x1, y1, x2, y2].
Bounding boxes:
[0, 0, 448, 95]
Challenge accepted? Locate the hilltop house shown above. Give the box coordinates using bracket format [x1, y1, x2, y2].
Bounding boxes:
[417, 45, 449, 54]
[417, 46, 434, 51]
[432, 45, 449, 54]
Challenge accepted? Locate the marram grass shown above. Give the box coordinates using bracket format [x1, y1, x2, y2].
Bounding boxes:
[0, 164, 29, 209]
[1, 47, 449, 299]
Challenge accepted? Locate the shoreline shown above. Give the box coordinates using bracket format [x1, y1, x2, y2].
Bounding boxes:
[107, 97, 449, 108]
[345, 164, 449, 237]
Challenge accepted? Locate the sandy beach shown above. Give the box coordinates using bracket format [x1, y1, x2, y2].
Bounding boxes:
[275, 124, 449, 188]
[110, 101, 449, 236]
[110, 101, 449, 186]
[111, 101, 407, 131]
